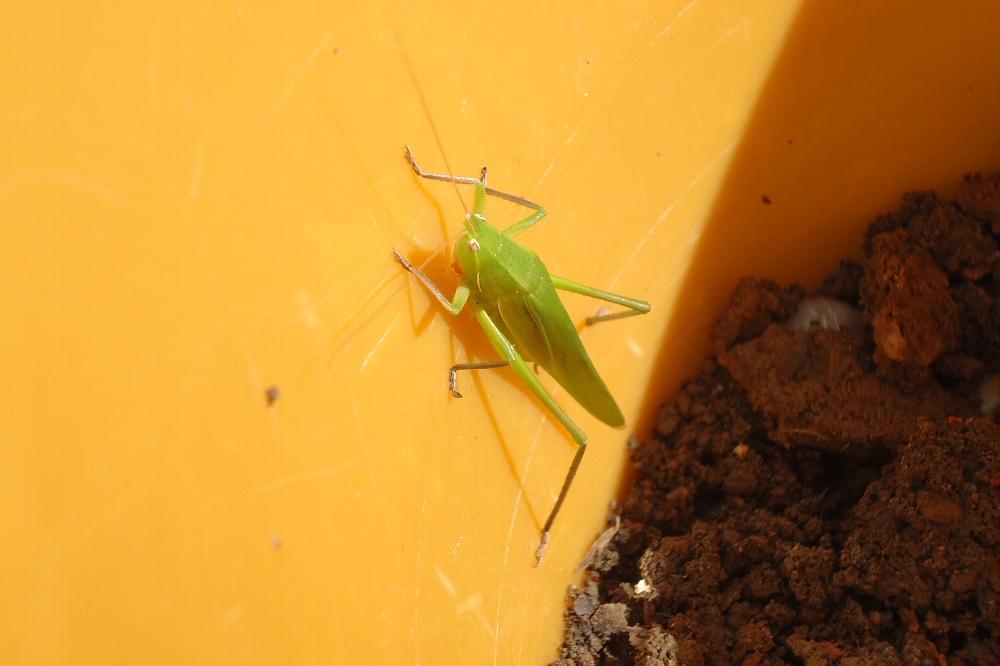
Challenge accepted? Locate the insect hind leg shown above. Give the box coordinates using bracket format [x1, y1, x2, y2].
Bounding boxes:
[470, 306, 588, 566]
[549, 275, 651, 326]
[536, 440, 586, 565]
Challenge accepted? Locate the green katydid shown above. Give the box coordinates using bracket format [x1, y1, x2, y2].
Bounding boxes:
[393, 147, 650, 563]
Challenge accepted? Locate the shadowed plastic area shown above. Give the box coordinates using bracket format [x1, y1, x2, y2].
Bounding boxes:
[632, 2, 1000, 448]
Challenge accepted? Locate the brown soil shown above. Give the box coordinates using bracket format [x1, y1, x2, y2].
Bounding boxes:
[555, 175, 1000, 665]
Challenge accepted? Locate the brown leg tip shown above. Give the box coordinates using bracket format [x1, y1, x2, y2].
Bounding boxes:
[534, 532, 551, 567]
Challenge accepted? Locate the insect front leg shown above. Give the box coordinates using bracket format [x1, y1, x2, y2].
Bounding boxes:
[550, 275, 651, 325]
[392, 250, 470, 315]
[502, 207, 548, 238]
[405, 145, 548, 212]
[472, 306, 587, 565]
[403, 145, 483, 188]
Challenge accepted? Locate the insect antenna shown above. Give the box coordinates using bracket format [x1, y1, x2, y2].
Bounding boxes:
[396, 35, 468, 215]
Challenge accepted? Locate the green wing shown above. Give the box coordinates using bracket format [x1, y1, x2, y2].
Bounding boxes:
[494, 281, 625, 428]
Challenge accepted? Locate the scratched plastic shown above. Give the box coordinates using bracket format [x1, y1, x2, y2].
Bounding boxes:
[4, 2, 1000, 664]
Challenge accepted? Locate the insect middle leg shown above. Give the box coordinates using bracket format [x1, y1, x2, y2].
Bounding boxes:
[448, 361, 509, 398]
[550, 275, 652, 325]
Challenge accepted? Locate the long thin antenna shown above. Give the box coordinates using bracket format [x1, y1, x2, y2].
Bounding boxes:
[396, 34, 468, 214]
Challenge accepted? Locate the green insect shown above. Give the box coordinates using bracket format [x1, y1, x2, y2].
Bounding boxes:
[393, 147, 650, 563]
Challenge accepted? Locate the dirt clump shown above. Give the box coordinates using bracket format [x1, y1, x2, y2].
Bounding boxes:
[555, 174, 1000, 665]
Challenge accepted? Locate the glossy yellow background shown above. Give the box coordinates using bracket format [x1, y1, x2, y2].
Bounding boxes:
[4, 2, 1000, 664]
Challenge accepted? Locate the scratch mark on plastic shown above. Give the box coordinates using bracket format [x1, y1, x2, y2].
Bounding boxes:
[257, 30, 339, 139]
[456, 11, 483, 47]
[456, 593, 481, 615]
[365, 207, 385, 232]
[0, 166, 126, 206]
[359, 312, 399, 372]
[350, 395, 392, 535]
[202, 459, 360, 507]
[297, 290, 320, 331]
[492, 417, 547, 664]
[188, 143, 205, 200]
[252, 462, 361, 495]
[459, 595, 495, 637]
[434, 565, 458, 598]
[410, 494, 427, 666]
[475, 606, 495, 639]
[535, 0, 706, 191]
[605, 138, 737, 291]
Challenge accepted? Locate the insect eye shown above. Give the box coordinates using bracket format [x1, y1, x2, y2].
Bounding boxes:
[468, 239, 481, 253]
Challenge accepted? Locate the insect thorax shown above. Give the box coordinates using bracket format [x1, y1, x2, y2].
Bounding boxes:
[454, 219, 546, 300]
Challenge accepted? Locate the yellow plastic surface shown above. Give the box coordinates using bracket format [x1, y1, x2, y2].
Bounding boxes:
[4, 2, 1000, 663]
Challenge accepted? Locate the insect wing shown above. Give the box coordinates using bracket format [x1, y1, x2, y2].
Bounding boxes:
[496, 283, 625, 428]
